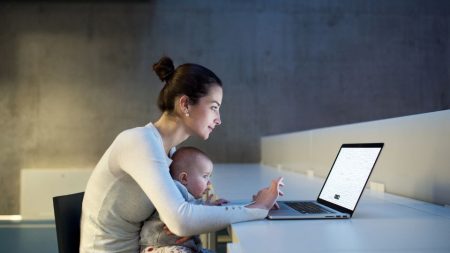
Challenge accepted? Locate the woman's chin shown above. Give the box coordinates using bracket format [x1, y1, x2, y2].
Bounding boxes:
[201, 131, 212, 140]
[194, 130, 211, 140]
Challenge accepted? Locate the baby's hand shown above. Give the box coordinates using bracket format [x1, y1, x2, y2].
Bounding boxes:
[211, 198, 229, 206]
[204, 183, 229, 205]
[205, 193, 229, 206]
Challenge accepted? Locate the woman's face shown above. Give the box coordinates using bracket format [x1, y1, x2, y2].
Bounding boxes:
[185, 84, 223, 140]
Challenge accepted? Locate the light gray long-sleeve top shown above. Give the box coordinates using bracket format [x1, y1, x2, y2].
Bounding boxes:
[79, 123, 267, 253]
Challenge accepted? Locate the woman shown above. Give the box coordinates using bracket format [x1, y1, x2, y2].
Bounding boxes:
[80, 56, 283, 253]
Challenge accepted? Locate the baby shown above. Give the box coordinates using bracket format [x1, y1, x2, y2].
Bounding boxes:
[140, 147, 227, 253]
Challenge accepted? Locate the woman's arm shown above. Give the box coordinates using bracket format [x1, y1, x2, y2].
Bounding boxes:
[109, 128, 273, 236]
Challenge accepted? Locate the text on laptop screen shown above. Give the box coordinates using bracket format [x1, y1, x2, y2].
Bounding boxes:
[318, 147, 382, 210]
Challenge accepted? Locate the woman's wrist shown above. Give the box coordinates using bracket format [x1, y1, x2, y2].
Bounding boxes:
[245, 201, 269, 210]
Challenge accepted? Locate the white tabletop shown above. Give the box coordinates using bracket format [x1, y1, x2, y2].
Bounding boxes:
[211, 164, 450, 253]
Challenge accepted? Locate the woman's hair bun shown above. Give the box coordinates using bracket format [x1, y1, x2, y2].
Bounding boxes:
[153, 56, 175, 82]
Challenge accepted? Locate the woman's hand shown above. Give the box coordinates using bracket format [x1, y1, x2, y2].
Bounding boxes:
[247, 177, 284, 210]
[163, 225, 192, 244]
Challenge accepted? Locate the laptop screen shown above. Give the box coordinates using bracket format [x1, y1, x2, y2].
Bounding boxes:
[318, 144, 383, 211]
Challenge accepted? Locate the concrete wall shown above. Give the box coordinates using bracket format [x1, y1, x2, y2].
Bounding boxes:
[261, 110, 450, 206]
[0, 1, 449, 214]
[20, 168, 91, 220]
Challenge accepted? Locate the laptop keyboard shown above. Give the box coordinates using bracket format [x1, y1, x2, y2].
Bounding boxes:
[285, 201, 333, 214]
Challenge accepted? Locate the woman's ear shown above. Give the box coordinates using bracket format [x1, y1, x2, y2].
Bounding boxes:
[177, 95, 190, 116]
[178, 172, 189, 185]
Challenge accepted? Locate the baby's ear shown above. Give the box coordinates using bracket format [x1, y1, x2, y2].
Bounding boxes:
[178, 172, 188, 185]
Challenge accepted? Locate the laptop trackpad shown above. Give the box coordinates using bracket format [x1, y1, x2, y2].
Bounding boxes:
[269, 202, 298, 215]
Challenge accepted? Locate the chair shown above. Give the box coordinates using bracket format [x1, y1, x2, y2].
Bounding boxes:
[53, 192, 85, 253]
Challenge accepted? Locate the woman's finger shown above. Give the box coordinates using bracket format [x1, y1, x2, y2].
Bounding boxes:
[271, 177, 284, 193]
[272, 201, 280, 210]
[277, 177, 285, 187]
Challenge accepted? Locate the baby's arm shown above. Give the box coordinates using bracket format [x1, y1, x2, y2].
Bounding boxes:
[204, 183, 229, 206]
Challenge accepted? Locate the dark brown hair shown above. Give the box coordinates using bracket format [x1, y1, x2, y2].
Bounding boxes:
[153, 56, 222, 113]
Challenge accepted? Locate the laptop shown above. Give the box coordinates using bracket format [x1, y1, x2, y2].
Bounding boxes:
[267, 143, 384, 220]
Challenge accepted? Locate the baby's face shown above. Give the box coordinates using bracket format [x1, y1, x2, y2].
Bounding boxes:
[183, 159, 213, 199]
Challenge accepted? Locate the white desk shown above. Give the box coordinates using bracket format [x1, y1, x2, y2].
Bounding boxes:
[211, 164, 450, 253]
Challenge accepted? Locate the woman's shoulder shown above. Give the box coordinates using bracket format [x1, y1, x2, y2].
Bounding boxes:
[113, 126, 161, 148]
[117, 125, 156, 139]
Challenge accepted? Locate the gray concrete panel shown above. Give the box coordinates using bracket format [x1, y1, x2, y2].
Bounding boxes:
[0, 1, 449, 214]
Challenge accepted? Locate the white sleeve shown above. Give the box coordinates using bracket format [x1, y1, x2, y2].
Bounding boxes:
[109, 128, 268, 236]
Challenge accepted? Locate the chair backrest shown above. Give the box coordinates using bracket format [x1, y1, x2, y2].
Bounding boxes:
[53, 192, 85, 253]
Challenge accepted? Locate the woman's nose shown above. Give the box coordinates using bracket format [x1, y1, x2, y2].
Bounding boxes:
[214, 112, 222, 126]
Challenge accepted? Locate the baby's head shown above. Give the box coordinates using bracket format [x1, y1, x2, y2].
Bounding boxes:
[170, 147, 213, 198]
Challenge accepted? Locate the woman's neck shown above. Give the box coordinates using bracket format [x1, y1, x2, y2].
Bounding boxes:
[153, 112, 190, 154]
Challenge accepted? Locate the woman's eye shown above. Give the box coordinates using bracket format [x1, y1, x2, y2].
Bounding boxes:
[211, 106, 219, 111]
